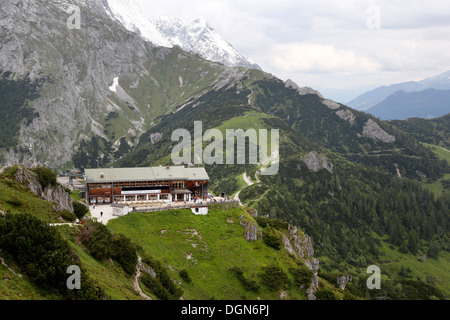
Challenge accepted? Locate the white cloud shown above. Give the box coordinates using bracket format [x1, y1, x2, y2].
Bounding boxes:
[269, 42, 381, 73]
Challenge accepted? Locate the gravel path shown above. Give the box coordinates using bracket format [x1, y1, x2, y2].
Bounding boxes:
[134, 256, 152, 300]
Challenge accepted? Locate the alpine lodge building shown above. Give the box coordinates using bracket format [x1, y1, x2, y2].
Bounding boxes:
[84, 166, 210, 205]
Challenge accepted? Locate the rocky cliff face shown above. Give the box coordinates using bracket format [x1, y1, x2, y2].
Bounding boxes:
[337, 274, 353, 291]
[336, 109, 356, 125]
[238, 214, 320, 300]
[0, 0, 231, 168]
[239, 215, 263, 241]
[302, 151, 334, 173]
[360, 119, 396, 143]
[13, 165, 73, 212]
[282, 225, 320, 300]
[285, 79, 324, 99]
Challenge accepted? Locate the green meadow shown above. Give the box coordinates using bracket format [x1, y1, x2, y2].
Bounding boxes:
[108, 206, 315, 300]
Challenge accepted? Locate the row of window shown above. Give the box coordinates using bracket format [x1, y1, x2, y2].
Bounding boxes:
[89, 181, 171, 189]
[90, 194, 171, 203]
[112, 194, 170, 202]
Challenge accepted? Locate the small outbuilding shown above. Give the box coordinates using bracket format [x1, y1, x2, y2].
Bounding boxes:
[191, 205, 208, 216]
[111, 203, 130, 217]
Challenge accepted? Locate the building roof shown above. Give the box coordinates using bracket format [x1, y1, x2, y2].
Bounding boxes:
[84, 166, 209, 183]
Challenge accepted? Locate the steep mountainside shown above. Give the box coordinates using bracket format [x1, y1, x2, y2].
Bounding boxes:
[0, 0, 233, 167]
[388, 114, 450, 149]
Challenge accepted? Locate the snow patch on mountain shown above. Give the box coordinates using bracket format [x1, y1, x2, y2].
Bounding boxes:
[105, 0, 172, 47]
[102, 0, 259, 69]
[109, 77, 119, 92]
[153, 16, 260, 69]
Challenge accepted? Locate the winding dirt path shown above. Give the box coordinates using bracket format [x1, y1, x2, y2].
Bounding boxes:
[234, 173, 259, 206]
[134, 256, 152, 300]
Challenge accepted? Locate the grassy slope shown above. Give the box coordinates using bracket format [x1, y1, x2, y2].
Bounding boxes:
[0, 171, 141, 300]
[0, 170, 330, 300]
[0, 178, 61, 224]
[0, 258, 61, 300]
[108, 206, 318, 300]
[57, 225, 141, 300]
[0, 224, 142, 300]
[421, 142, 450, 197]
[319, 233, 450, 297]
[375, 237, 450, 296]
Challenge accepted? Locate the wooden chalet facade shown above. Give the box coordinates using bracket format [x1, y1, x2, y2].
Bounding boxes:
[84, 166, 209, 205]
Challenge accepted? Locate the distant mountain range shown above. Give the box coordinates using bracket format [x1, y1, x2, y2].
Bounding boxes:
[103, 0, 260, 69]
[367, 89, 450, 120]
[348, 71, 450, 120]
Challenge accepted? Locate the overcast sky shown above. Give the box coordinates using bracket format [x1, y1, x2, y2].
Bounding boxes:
[137, 0, 450, 103]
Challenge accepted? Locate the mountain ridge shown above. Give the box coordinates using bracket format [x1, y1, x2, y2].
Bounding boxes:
[347, 70, 450, 112]
[366, 89, 450, 120]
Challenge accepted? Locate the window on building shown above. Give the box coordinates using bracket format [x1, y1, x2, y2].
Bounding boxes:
[172, 181, 185, 189]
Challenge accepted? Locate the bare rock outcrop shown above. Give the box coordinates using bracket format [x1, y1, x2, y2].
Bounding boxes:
[283, 225, 320, 300]
[150, 133, 163, 144]
[13, 165, 73, 212]
[322, 99, 341, 110]
[360, 119, 396, 143]
[239, 215, 263, 242]
[302, 151, 333, 173]
[285, 79, 324, 99]
[337, 274, 353, 290]
[336, 109, 356, 125]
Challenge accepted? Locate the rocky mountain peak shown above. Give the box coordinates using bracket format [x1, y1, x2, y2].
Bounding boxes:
[102, 0, 259, 69]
